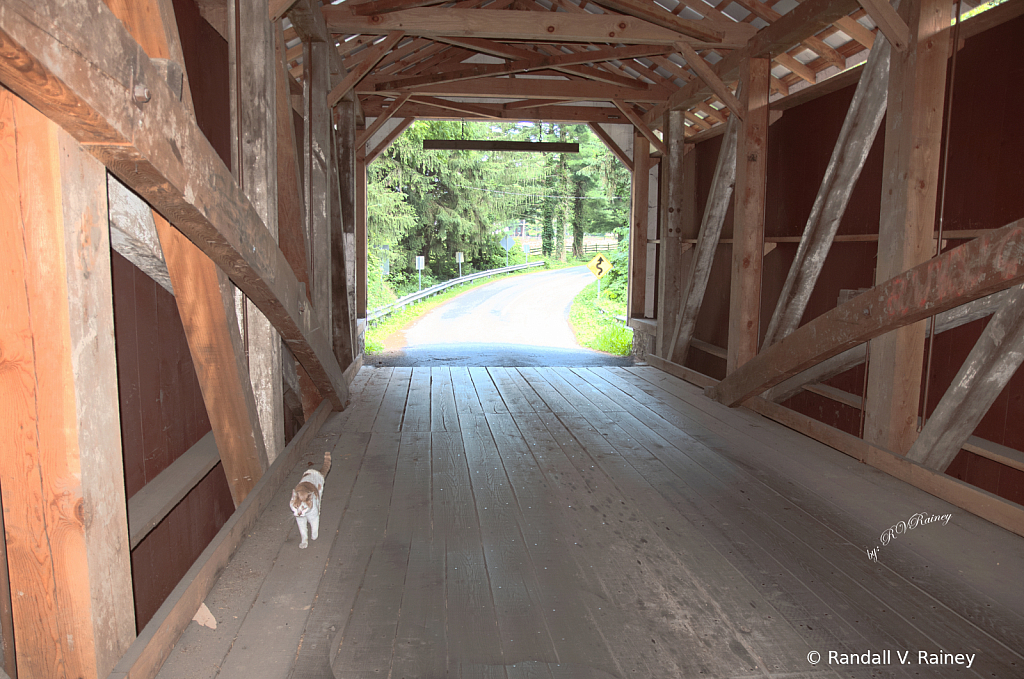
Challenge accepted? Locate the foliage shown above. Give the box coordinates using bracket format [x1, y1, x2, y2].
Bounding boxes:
[568, 280, 633, 356]
[599, 247, 630, 302]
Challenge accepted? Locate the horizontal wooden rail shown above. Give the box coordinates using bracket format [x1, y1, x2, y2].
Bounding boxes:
[0, 0, 348, 409]
[127, 432, 220, 549]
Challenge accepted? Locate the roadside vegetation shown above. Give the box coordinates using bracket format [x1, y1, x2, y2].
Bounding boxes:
[365, 120, 633, 355]
[568, 248, 633, 356]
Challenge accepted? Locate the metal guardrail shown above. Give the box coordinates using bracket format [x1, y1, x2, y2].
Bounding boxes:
[367, 261, 545, 322]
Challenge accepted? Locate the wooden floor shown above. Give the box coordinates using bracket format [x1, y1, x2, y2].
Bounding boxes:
[157, 366, 1024, 679]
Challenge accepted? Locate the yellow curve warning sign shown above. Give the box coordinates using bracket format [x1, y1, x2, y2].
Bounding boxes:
[587, 253, 613, 279]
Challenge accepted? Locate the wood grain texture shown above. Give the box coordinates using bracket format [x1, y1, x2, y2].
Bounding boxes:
[655, 110, 689, 357]
[0, 91, 135, 678]
[626, 131, 648, 321]
[0, 0, 348, 408]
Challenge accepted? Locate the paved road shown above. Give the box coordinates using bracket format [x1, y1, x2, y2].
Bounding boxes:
[369, 266, 634, 367]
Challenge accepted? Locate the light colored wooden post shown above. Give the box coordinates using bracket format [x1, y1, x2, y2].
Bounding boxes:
[727, 56, 770, 373]
[357, 155, 369, 319]
[304, 40, 333, 338]
[230, 0, 284, 462]
[333, 99, 358, 365]
[865, 0, 951, 454]
[655, 109, 689, 357]
[627, 131, 650, 322]
[0, 91, 135, 679]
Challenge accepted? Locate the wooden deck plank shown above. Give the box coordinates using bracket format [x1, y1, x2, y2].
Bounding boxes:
[514, 368, 578, 414]
[431, 430, 505, 666]
[290, 431, 402, 678]
[340, 367, 393, 433]
[499, 367, 551, 413]
[374, 366, 411, 432]
[430, 366, 461, 431]
[469, 366, 510, 414]
[451, 367, 486, 415]
[460, 413, 558, 666]
[390, 431, 448, 678]
[403, 366, 432, 431]
[487, 367, 537, 413]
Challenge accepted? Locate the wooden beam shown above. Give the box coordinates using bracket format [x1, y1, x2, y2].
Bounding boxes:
[588, 122, 633, 172]
[108, 401, 333, 679]
[369, 77, 669, 103]
[907, 284, 1024, 470]
[760, 34, 890, 348]
[107, 175, 174, 294]
[357, 93, 409, 148]
[864, 0, 951, 454]
[627, 131, 648, 320]
[127, 433, 221, 549]
[0, 90, 135, 678]
[304, 39, 334, 354]
[284, 0, 329, 41]
[727, 56, 769, 373]
[655, 110, 691, 356]
[331, 116, 357, 367]
[356, 156, 369, 318]
[405, 95, 503, 119]
[668, 112, 739, 364]
[707, 218, 1024, 407]
[350, 0, 448, 15]
[570, 0, 730, 42]
[323, 6, 712, 45]
[856, 0, 910, 51]
[0, 0, 349, 409]
[364, 117, 413, 163]
[613, 101, 666, 155]
[327, 32, 405, 107]
[673, 41, 743, 120]
[231, 0, 285, 464]
[766, 287, 1017, 404]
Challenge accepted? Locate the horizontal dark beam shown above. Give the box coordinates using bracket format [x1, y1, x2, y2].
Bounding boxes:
[423, 139, 579, 152]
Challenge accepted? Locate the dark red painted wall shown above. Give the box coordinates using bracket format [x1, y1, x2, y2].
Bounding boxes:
[111, 252, 235, 631]
[681, 13, 1024, 503]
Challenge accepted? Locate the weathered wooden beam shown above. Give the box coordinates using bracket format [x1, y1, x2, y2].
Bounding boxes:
[727, 56, 769, 373]
[107, 175, 174, 294]
[422, 139, 580, 152]
[0, 0, 349, 409]
[324, 6, 709, 45]
[765, 287, 1016, 403]
[627, 130, 648, 321]
[374, 44, 671, 92]
[369, 77, 670, 103]
[668, 112, 739, 364]
[760, 32, 890, 349]
[655, 110, 691, 356]
[614, 101, 667, 155]
[0, 90, 135, 679]
[856, 0, 910, 51]
[673, 40, 743, 120]
[331, 118, 357, 367]
[327, 31, 405, 107]
[356, 155, 369, 319]
[864, 0, 951, 454]
[231, 0, 285, 464]
[588, 122, 633, 172]
[707, 218, 1024, 407]
[357, 93, 410, 148]
[571, 0, 731, 42]
[284, 0, 328, 42]
[304, 39, 334, 354]
[349, 0, 447, 15]
[405, 95, 503, 119]
[363, 117, 413, 163]
[907, 284, 1024, 470]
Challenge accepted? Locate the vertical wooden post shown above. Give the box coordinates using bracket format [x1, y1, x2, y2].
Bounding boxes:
[645, 158, 660, 320]
[627, 132, 649, 322]
[333, 98, 358, 365]
[304, 40, 333, 339]
[230, 0, 284, 462]
[0, 91, 135, 679]
[865, 0, 951, 454]
[727, 56, 770, 373]
[655, 110, 688, 358]
[357, 155, 369, 320]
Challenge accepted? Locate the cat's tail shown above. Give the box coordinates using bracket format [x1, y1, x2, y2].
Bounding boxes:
[320, 450, 332, 477]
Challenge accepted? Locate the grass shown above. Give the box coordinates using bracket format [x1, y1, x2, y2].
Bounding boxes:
[568, 280, 634, 356]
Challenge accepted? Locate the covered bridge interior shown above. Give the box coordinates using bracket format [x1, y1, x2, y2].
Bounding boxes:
[1, 0, 1023, 677]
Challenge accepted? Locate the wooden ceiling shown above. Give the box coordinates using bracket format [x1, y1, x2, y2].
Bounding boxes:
[254, 0, 980, 138]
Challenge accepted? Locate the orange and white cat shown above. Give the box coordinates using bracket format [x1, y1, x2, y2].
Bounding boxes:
[290, 451, 331, 548]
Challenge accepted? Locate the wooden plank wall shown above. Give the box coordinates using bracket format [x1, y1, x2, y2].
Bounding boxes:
[666, 11, 1024, 507]
[111, 252, 235, 631]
